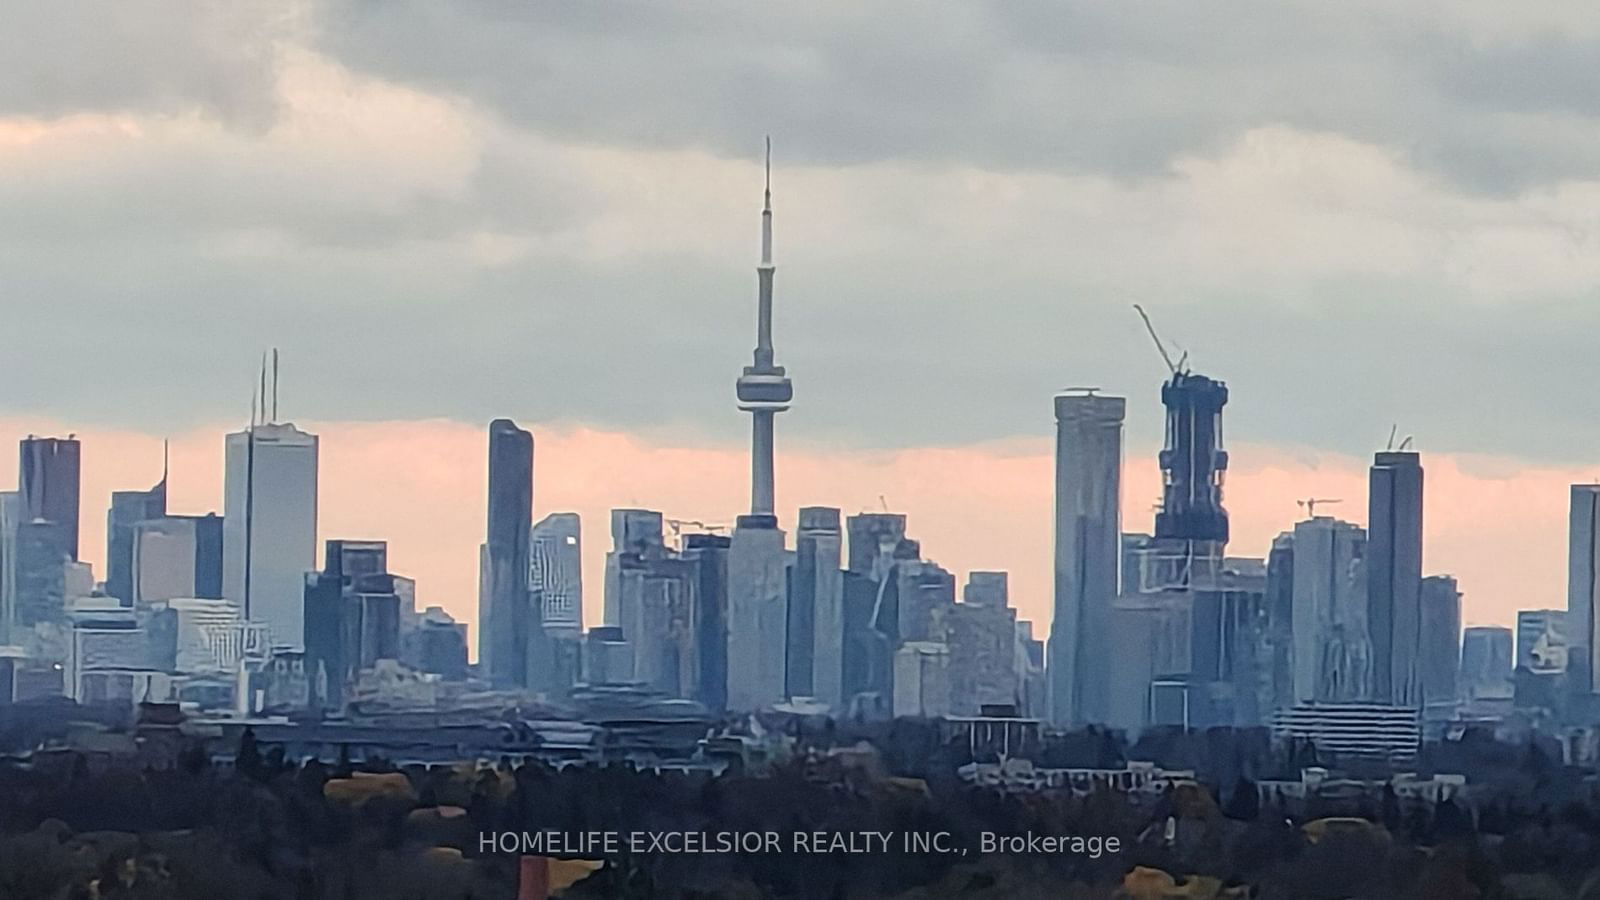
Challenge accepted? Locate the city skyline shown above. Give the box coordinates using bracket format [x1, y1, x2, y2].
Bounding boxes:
[1, 412, 1591, 658]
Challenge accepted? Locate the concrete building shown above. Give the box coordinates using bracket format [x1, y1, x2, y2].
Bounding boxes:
[1048, 391, 1125, 726]
[222, 422, 317, 651]
[66, 600, 166, 706]
[622, 554, 696, 698]
[530, 512, 582, 634]
[403, 606, 468, 681]
[946, 573, 1019, 716]
[1291, 517, 1369, 703]
[148, 596, 268, 677]
[727, 516, 787, 711]
[1461, 625, 1513, 702]
[604, 509, 665, 627]
[1190, 566, 1270, 728]
[1272, 701, 1421, 762]
[106, 463, 167, 606]
[1419, 575, 1461, 720]
[1516, 608, 1568, 673]
[479, 418, 544, 689]
[1015, 620, 1047, 719]
[893, 641, 951, 718]
[792, 507, 844, 709]
[19, 435, 81, 561]
[0, 491, 17, 645]
[583, 626, 633, 685]
[1368, 450, 1424, 708]
[1568, 485, 1600, 692]
[132, 514, 223, 607]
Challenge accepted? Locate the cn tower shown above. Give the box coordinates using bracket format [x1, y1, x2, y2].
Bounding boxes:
[735, 137, 792, 517]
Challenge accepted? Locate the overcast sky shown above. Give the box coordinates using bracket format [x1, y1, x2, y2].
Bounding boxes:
[3, 2, 1599, 637]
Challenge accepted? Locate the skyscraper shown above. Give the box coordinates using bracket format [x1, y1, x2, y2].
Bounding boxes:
[1048, 391, 1124, 726]
[1568, 484, 1600, 692]
[304, 540, 402, 710]
[1291, 517, 1368, 703]
[1153, 375, 1229, 545]
[222, 422, 318, 651]
[19, 435, 81, 560]
[106, 455, 168, 606]
[1266, 531, 1295, 710]
[1419, 574, 1461, 717]
[683, 532, 732, 710]
[479, 419, 543, 689]
[791, 507, 844, 707]
[530, 512, 583, 634]
[1368, 450, 1424, 708]
[727, 142, 793, 711]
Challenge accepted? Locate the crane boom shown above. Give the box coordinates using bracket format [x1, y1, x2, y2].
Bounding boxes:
[1133, 304, 1178, 375]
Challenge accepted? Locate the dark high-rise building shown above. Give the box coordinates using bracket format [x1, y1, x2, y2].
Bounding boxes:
[1368, 450, 1424, 707]
[106, 463, 168, 606]
[20, 436, 82, 560]
[1419, 574, 1461, 718]
[304, 540, 402, 710]
[684, 533, 731, 710]
[1154, 374, 1229, 544]
[1266, 531, 1295, 710]
[1568, 485, 1600, 693]
[479, 419, 545, 690]
[847, 514, 907, 577]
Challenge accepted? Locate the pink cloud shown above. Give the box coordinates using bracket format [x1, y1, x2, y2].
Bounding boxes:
[0, 417, 1583, 658]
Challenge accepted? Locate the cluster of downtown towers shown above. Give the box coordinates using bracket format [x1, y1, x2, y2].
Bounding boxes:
[4, 173, 1599, 731]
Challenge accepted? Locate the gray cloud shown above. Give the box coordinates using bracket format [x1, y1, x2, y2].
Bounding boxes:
[2, 1, 1600, 469]
[312, 0, 1600, 192]
[0, 1, 287, 126]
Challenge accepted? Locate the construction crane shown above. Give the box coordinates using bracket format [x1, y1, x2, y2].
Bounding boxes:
[1297, 497, 1342, 518]
[1133, 304, 1187, 376]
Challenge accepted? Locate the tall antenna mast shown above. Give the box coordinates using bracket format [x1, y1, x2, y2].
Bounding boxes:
[271, 348, 280, 423]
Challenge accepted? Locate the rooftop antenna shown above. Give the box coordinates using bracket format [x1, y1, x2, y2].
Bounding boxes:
[271, 348, 280, 423]
[1385, 424, 1397, 451]
[1397, 435, 1414, 451]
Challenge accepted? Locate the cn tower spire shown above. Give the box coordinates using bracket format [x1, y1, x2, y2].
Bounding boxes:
[736, 136, 793, 517]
